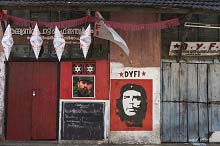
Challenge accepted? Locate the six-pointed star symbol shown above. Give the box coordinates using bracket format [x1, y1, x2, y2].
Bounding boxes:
[74, 65, 81, 73]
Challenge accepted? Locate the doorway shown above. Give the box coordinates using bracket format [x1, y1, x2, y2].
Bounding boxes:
[6, 62, 58, 140]
[161, 62, 220, 142]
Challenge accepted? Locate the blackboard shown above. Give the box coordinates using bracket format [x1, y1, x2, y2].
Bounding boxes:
[61, 102, 105, 140]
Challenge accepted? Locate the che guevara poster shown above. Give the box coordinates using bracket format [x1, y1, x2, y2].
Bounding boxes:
[110, 79, 152, 131]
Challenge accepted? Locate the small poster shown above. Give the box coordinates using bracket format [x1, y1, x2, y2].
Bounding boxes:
[72, 75, 95, 98]
[72, 62, 96, 98]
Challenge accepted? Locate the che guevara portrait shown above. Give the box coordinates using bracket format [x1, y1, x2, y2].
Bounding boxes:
[110, 79, 152, 131]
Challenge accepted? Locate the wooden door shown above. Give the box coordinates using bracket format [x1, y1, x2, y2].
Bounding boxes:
[31, 62, 57, 139]
[162, 62, 220, 143]
[7, 62, 33, 140]
[6, 62, 58, 140]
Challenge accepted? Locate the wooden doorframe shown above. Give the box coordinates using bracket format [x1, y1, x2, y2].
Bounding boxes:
[5, 61, 60, 140]
[56, 62, 60, 140]
[4, 61, 10, 141]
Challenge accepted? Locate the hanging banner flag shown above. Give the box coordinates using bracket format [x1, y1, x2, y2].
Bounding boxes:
[80, 24, 91, 58]
[53, 26, 65, 61]
[94, 11, 129, 56]
[1, 24, 14, 60]
[30, 23, 43, 59]
[0, 11, 180, 31]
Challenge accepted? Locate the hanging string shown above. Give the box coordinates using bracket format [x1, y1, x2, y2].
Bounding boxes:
[0, 11, 180, 30]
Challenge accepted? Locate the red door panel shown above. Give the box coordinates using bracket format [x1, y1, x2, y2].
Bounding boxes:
[7, 62, 58, 140]
[32, 62, 57, 140]
[7, 62, 33, 140]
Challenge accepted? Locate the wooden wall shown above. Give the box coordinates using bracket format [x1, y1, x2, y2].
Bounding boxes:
[110, 12, 161, 67]
[162, 62, 220, 142]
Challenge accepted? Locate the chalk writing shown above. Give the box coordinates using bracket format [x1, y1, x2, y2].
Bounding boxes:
[61, 102, 105, 140]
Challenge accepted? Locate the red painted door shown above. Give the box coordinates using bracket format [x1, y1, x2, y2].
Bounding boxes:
[7, 62, 33, 140]
[7, 62, 58, 140]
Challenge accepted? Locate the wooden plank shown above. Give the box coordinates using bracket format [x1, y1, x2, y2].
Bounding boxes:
[170, 102, 180, 142]
[187, 64, 199, 142]
[208, 64, 220, 133]
[188, 103, 199, 142]
[179, 63, 188, 142]
[209, 104, 220, 132]
[187, 64, 198, 102]
[162, 62, 171, 142]
[208, 64, 220, 102]
[171, 63, 180, 101]
[180, 63, 188, 101]
[199, 103, 208, 142]
[162, 62, 171, 101]
[198, 64, 208, 142]
[162, 102, 171, 142]
[198, 64, 208, 103]
[179, 103, 188, 142]
[209, 104, 212, 138]
[170, 63, 180, 142]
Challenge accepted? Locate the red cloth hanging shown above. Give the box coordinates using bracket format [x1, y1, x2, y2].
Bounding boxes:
[0, 11, 180, 30]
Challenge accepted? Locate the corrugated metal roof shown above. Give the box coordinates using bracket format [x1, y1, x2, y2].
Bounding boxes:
[0, 0, 220, 11]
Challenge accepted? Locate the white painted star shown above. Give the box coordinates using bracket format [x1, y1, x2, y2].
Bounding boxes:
[87, 65, 94, 73]
[74, 65, 81, 73]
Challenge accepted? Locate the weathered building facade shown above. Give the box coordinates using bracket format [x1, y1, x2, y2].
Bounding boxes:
[0, 0, 219, 144]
